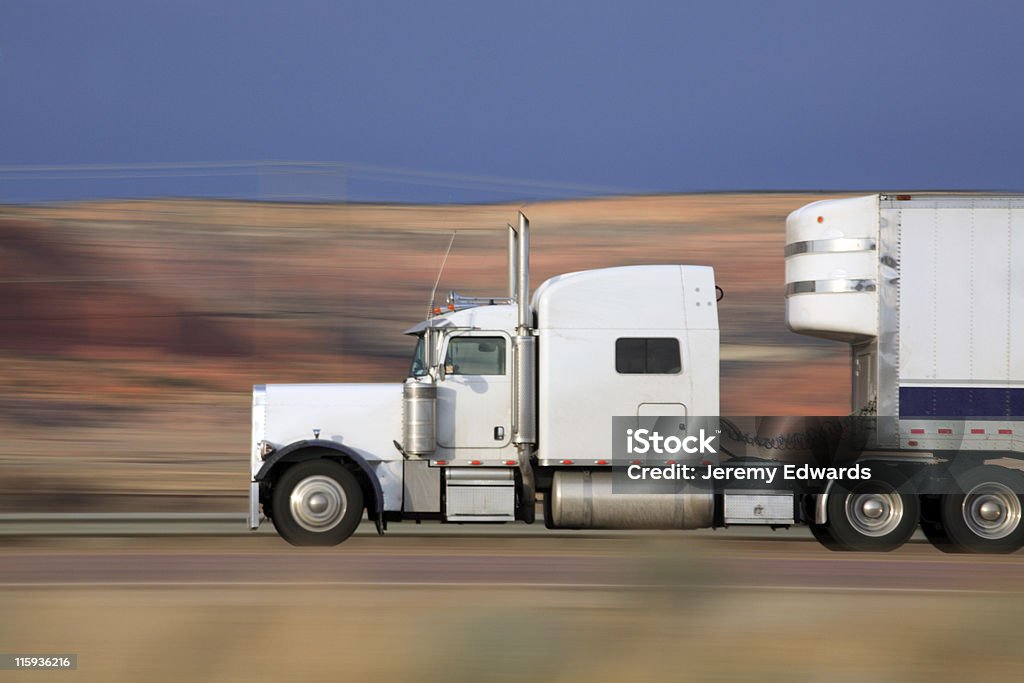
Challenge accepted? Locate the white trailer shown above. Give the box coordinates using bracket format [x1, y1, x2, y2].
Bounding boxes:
[248, 195, 1024, 553]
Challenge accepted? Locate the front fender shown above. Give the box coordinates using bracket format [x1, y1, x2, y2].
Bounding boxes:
[256, 439, 386, 534]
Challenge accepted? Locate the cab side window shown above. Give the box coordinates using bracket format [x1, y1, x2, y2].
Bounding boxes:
[615, 337, 681, 374]
[445, 337, 507, 375]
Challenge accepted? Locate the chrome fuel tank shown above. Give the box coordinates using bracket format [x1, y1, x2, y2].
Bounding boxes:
[548, 470, 713, 530]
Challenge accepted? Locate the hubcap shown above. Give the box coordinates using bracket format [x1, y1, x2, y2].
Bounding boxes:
[290, 475, 347, 533]
[846, 487, 904, 537]
[308, 492, 329, 514]
[861, 498, 885, 519]
[979, 500, 1002, 522]
[963, 483, 1021, 540]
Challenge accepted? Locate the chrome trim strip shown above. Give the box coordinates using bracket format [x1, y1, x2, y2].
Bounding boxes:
[784, 278, 877, 297]
[249, 481, 262, 529]
[900, 379, 1024, 387]
[877, 205, 901, 446]
[784, 238, 877, 257]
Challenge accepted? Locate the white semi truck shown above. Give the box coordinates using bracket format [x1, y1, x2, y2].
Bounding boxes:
[248, 194, 1024, 553]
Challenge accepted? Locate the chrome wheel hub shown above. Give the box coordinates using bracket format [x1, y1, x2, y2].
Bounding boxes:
[861, 498, 885, 519]
[290, 475, 347, 532]
[963, 483, 1021, 540]
[846, 488, 903, 537]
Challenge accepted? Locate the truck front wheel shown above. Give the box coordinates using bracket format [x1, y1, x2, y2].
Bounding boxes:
[817, 467, 919, 552]
[271, 459, 364, 546]
[922, 466, 1024, 554]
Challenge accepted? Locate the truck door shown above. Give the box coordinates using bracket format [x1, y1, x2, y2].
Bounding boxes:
[436, 332, 513, 453]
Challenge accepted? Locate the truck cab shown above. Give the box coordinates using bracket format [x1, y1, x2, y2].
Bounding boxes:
[249, 213, 720, 544]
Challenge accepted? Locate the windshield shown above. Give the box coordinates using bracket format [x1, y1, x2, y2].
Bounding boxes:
[408, 336, 427, 377]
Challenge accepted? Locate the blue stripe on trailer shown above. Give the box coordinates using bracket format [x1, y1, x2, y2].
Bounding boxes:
[899, 386, 1024, 419]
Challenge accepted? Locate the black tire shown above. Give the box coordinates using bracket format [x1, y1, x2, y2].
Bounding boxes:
[271, 459, 364, 547]
[542, 491, 556, 530]
[919, 495, 957, 552]
[809, 522, 846, 550]
[805, 494, 847, 550]
[925, 466, 1024, 554]
[820, 466, 919, 552]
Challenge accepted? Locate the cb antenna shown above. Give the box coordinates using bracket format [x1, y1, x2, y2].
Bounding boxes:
[426, 231, 457, 319]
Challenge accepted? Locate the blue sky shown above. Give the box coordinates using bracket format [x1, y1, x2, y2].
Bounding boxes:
[2, 1, 1023, 202]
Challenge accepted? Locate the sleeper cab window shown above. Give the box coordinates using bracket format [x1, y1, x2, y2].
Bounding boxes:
[615, 337, 681, 374]
[444, 336, 507, 376]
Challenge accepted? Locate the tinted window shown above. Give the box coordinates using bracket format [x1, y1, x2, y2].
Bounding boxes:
[445, 337, 506, 375]
[616, 338, 681, 374]
[408, 336, 426, 377]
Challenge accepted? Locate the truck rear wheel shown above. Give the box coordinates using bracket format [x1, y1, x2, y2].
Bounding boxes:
[817, 467, 919, 552]
[922, 466, 1024, 554]
[271, 459, 364, 546]
[809, 522, 843, 550]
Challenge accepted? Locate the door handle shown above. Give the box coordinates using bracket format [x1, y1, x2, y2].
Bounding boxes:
[494, 426, 505, 440]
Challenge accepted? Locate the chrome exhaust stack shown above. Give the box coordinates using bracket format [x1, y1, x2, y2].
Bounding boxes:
[508, 222, 518, 300]
[516, 211, 530, 334]
[511, 212, 537, 521]
[512, 211, 536, 445]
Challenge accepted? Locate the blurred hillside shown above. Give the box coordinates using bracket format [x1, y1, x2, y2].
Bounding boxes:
[0, 194, 853, 511]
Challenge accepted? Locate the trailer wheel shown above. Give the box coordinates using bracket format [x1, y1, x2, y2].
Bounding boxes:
[271, 459, 364, 546]
[923, 466, 1024, 554]
[819, 467, 919, 552]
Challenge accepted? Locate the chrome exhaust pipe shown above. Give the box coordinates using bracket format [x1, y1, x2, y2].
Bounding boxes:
[507, 223, 518, 301]
[516, 212, 530, 332]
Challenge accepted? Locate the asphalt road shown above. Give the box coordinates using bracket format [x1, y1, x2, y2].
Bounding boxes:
[5, 520, 1024, 682]
[1, 519, 1020, 594]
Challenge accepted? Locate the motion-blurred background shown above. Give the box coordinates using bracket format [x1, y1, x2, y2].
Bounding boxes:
[3, 2, 1024, 681]
[0, 189, 851, 514]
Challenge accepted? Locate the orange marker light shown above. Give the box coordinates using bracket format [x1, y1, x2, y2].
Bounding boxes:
[817, 216, 824, 224]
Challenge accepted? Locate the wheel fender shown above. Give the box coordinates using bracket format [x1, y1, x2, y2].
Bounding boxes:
[255, 439, 385, 535]
[815, 481, 835, 526]
[814, 460, 920, 526]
